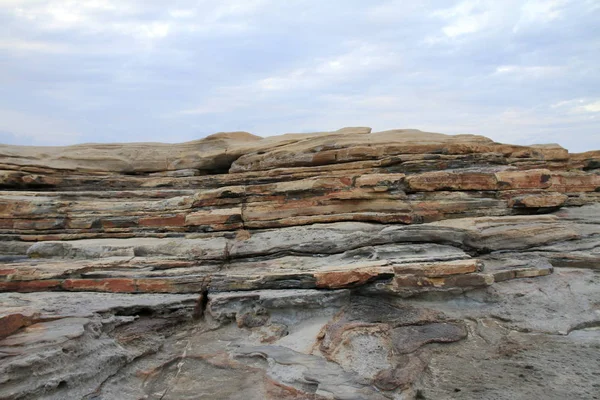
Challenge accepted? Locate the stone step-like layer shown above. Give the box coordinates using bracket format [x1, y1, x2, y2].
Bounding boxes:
[0, 255, 555, 295]
[1, 168, 597, 239]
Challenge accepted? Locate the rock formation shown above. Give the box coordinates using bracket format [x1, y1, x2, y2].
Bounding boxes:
[1, 128, 599, 399]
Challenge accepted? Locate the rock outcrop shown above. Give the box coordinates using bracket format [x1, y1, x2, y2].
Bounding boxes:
[1, 128, 599, 399]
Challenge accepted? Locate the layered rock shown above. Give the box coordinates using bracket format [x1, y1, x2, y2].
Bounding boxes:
[1, 128, 599, 399]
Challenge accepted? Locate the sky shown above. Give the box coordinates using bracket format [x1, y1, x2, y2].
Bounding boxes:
[0, 0, 599, 152]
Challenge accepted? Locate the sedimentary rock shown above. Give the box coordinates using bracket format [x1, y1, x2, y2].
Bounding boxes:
[1, 127, 599, 399]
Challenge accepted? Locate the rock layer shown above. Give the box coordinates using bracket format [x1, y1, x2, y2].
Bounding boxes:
[1, 128, 599, 399]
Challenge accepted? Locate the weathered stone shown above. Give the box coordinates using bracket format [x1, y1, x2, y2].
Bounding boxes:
[391, 322, 467, 353]
[495, 169, 553, 189]
[314, 263, 392, 289]
[185, 207, 243, 229]
[393, 259, 480, 277]
[393, 272, 494, 289]
[138, 214, 186, 227]
[508, 193, 568, 208]
[0, 279, 62, 292]
[0, 313, 37, 339]
[63, 278, 137, 293]
[406, 170, 497, 191]
[0, 128, 599, 399]
[354, 173, 405, 189]
[550, 171, 600, 192]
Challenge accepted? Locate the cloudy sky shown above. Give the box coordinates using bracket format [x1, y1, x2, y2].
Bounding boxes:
[0, 0, 598, 152]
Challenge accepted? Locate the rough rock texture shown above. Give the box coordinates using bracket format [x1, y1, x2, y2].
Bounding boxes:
[1, 127, 599, 399]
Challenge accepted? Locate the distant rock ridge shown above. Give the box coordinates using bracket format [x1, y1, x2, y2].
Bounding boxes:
[3, 127, 593, 175]
[1, 127, 599, 399]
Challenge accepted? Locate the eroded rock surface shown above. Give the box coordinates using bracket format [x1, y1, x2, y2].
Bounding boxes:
[1, 128, 599, 399]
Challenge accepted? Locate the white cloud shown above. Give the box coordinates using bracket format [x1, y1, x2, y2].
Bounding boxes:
[127, 22, 170, 39]
[209, 0, 267, 19]
[551, 99, 585, 108]
[429, 0, 573, 41]
[433, 0, 493, 38]
[586, 0, 600, 11]
[367, 2, 425, 22]
[494, 65, 565, 77]
[178, 43, 402, 115]
[551, 99, 600, 114]
[11, 0, 133, 29]
[168, 9, 196, 19]
[514, 0, 569, 31]
[3, 0, 267, 48]
[0, 39, 70, 53]
[581, 101, 600, 113]
[256, 43, 401, 92]
[6, 1, 169, 45]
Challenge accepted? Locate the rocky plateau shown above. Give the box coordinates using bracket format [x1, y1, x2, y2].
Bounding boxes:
[0, 127, 599, 399]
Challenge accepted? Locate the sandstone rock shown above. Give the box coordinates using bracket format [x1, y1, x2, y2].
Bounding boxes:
[406, 169, 498, 191]
[0, 128, 599, 399]
[391, 322, 468, 354]
[508, 192, 568, 208]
